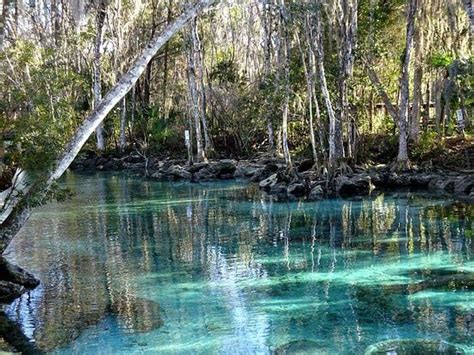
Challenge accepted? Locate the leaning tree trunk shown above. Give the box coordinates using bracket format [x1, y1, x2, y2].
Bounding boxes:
[396, 0, 418, 167]
[94, 0, 107, 152]
[0, 0, 214, 254]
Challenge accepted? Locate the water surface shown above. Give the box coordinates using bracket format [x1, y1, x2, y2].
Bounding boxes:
[3, 172, 473, 354]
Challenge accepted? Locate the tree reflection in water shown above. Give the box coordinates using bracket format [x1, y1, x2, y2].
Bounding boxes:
[2, 172, 473, 353]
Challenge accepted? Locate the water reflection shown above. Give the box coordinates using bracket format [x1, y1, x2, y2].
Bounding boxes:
[2, 172, 473, 354]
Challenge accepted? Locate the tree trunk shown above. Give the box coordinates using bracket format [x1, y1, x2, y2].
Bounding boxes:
[0, 0, 214, 254]
[192, 17, 212, 155]
[462, 0, 473, 33]
[94, 0, 106, 152]
[119, 97, 127, 152]
[313, 6, 338, 167]
[364, 61, 398, 121]
[280, 0, 292, 169]
[410, 26, 423, 141]
[0, 0, 13, 50]
[297, 30, 317, 164]
[337, 0, 357, 159]
[396, 0, 418, 166]
[186, 19, 207, 163]
[261, 0, 276, 154]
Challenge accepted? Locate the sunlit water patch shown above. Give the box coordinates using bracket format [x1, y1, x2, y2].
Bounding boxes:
[2, 172, 473, 354]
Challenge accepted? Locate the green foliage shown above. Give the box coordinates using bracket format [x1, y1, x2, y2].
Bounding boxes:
[410, 131, 444, 162]
[429, 52, 454, 69]
[0, 40, 89, 172]
[210, 59, 243, 86]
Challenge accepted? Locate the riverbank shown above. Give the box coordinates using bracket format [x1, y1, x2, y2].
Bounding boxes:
[71, 152, 474, 203]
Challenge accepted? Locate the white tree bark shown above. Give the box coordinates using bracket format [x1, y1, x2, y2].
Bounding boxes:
[0, 0, 214, 254]
[187, 19, 207, 163]
[260, 0, 276, 153]
[312, 7, 338, 166]
[280, 0, 292, 169]
[94, 0, 107, 152]
[119, 97, 127, 151]
[397, 0, 418, 165]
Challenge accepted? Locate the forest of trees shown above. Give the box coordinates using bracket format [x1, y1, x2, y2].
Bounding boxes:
[0, 0, 472, 168]
[0, 0, 472, 252]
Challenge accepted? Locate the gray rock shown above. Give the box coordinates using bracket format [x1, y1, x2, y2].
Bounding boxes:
[336, 174, 374, 196]
[251, 162, 281, 182]
[287, 182, 308, 197]
[234, 162, 263, 179]
[308, 185, 324, 200]
[259, 173, 278, 191]
[270, 183, 288, 200]
[168, 165, 192, 180]
[428, 176, 456, 192]
[187, 162, 209, 174]
[455, 175, 474, 195]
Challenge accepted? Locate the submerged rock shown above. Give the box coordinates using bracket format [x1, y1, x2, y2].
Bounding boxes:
[273, 340, 325, 355]
[364, 339, 465, 355]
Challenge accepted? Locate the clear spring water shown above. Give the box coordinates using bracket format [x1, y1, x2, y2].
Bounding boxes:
[2, 172, 473, 354]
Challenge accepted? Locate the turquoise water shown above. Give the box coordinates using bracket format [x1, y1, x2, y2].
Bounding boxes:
[3, 172, 473, 354]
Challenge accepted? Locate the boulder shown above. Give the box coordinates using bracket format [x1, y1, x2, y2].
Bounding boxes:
[193, 160, 237, 181]
[250, 162, 281, 182]
[454, 175, 474, 196]
[187, 162, 209, 174]
[428, 176, 456, 192]
[287, 182, 308, 197]
[270, 183, 288, 200]
[336, 174, 374, 196]
[308, 185, 324, 200]
[409, 173, 434, 188]
[234, 162, 263, 179]
[167, 165, 192, 180]
[259, 173, 278, 191]
[211, 160, 236, 177]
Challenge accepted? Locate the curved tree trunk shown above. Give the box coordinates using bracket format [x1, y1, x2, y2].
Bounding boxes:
[0, 0, 214, 254]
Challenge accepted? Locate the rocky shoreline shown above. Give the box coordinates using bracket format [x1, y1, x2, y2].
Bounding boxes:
[72, 152, 474, 203]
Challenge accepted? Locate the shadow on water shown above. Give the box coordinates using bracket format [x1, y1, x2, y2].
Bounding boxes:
[1, 172, 473, 353]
